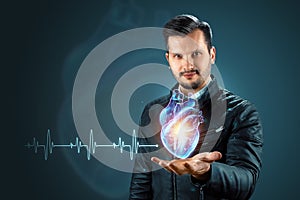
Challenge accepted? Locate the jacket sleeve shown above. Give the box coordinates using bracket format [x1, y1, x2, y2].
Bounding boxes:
[194, 102, 263, 199]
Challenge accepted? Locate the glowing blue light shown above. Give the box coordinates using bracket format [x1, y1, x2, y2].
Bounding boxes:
[159, 89, 203, 158]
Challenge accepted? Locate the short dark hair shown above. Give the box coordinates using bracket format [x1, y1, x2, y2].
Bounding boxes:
[163, 14, 213, 52]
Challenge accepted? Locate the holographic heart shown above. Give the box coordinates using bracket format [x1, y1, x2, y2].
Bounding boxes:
[159, 89, 203, 158]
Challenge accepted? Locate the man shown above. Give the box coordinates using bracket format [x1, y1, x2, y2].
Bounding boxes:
[129, 14, 263, 200]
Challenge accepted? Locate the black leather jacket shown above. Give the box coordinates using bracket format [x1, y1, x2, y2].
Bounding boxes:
[129, 78, 263, 200]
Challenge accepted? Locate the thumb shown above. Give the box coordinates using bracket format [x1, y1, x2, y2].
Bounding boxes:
[208, 151, 222, 161]
[201, 151, 222, 162]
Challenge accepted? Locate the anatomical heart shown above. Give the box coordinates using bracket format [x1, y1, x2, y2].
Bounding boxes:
[159, 89, 203, 158]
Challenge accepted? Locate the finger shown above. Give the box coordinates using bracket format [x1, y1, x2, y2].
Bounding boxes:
[183, 162, 194, 174]
[184, 160, 210, 175]
[168, 161, 188, 175]
[193, 152, 210, 160]
[151, 157, 169, 167]
[151, 157, 173, 172]
[184, 160, 203, 172]
[204, 151, 222, 162]
[151, 157, 162, 164]
[194, 151, 222, 162]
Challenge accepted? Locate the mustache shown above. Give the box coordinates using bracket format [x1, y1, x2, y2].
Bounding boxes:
[179, 69, 200, 76]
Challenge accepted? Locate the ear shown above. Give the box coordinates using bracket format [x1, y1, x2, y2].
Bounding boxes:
[210, 46, 216, 64]
[165, 52, 170, 63]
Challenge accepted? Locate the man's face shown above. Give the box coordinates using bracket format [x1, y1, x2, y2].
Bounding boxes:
[166, 29, 216, 92]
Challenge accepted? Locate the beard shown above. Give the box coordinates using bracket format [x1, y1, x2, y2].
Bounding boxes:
[178, 69, 204, 90]
[179, 79, 202, 90]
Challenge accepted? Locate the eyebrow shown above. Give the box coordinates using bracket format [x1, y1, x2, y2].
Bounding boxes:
[168, 49, 203, 54]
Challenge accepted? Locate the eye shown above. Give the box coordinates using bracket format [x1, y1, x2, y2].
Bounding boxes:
[192, 51, 201, 57]
[173, 53, 183, 59]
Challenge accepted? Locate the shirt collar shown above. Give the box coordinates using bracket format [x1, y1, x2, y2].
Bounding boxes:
[178, 79, 211, 100]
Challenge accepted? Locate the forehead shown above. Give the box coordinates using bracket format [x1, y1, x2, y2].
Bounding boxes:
[167, 29, 207, 53]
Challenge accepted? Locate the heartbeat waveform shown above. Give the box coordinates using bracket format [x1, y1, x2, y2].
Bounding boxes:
[25, 129, 158, 160]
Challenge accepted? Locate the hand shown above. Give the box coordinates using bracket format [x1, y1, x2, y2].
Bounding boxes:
[151, 151, 222, 180]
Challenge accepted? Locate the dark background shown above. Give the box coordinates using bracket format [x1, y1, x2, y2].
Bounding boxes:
[12, 0, 300, 199]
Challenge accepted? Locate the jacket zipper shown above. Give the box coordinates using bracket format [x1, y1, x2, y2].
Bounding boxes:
[199, 185, 204, 200]
[172, 172, 177, 200]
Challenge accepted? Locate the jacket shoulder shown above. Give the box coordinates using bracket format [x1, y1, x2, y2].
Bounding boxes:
[223, 89, 262, 142]
[223, 89, 258, 113]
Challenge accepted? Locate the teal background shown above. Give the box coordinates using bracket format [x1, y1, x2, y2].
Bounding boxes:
[13, 0, 300, 199]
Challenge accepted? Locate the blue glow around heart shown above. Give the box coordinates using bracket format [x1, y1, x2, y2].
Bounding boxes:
[159, 89, 204, 158]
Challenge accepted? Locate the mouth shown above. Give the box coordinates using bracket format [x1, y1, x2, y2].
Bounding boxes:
[180, 70, 199, 79]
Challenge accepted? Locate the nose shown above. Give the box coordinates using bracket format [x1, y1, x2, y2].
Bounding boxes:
[183, 55, 194, 71]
